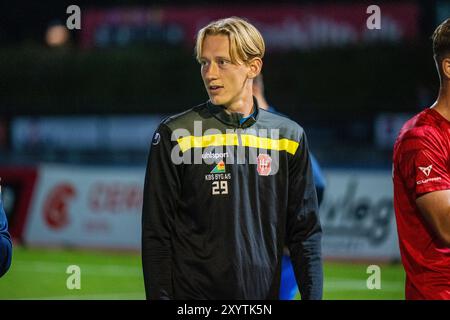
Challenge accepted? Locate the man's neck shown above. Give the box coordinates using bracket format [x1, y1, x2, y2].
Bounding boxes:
[223, 95, 254, 117]
[255, 95, 270, 110]
[432, 85, 450, 121]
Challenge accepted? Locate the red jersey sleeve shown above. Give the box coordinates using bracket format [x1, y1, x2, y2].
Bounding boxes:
[403, 128, 450, 197]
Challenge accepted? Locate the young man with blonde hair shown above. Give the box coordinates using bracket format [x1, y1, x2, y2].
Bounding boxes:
[393, 18, 450, 299]
[142, 17, 322, 300]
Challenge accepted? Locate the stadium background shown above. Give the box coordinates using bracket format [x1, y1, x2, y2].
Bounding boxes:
[0, 0, 445, 299]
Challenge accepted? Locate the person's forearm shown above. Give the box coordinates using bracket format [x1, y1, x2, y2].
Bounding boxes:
[0, 235, 12, 277]
[0, 194, 12, 278]
[141, 123, 179, 299]
[142, 237, 173, 299]
[291, 231, 323, 300]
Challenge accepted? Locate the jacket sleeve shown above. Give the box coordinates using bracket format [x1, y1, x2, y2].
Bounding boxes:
[141, 123, 181, 300]
[286, 131, 323, 300]
[0, 195, 12, 278]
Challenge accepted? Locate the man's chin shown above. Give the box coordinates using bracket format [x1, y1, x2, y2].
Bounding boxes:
[209, 96, 227, 106]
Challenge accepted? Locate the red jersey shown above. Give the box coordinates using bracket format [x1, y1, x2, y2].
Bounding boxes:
[393, 108, 450, 299]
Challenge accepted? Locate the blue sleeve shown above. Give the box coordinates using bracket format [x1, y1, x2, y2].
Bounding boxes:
[310, 154, 326, 206]
[0, 196, 12, 278]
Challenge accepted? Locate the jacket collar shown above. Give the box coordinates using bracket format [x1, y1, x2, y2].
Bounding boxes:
[207, 96, 259, 128]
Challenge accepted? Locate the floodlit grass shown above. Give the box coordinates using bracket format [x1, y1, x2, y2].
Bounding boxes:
[0, 246, 405, 300]
[321, 261, 405, 300]
[0, 246, 145, 299]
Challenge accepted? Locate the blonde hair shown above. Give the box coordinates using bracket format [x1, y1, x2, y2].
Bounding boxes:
[195, 16, 265, 65]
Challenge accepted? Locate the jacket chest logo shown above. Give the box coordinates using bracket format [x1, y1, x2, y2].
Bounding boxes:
[257, 154, 272, 176]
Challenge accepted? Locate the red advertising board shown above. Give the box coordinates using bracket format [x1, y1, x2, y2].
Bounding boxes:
[82, 3, 419, 50]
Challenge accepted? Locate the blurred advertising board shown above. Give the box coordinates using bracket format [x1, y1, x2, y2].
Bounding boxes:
[18, 164, 399, 260]
[374, 113, 413, 150]
[320, 169, 400, 261]
[11, 115, 164, 152]
[0, 167, 38, 239]
[82, 3, 419, 50]
[23, 164, 144, 250]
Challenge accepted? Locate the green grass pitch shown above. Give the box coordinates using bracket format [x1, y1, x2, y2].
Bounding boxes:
[0, 246, 405, 300]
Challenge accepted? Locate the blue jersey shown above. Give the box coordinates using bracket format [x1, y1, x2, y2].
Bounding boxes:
[0, 195, 12, 278]
[310, 154, 326, 204]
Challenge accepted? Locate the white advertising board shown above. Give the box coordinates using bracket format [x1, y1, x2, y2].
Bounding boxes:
[24, 164, 145, 250]
[320, 169, 400, 261]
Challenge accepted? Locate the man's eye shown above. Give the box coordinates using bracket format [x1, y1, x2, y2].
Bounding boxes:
[219, 60, 229, 65]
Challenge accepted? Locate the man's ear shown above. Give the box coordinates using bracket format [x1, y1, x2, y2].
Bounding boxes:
[441, 57, 450, 81]
[247, 58, 263, 79]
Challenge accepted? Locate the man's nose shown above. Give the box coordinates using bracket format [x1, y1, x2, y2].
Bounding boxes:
[204, 62, 219, 80]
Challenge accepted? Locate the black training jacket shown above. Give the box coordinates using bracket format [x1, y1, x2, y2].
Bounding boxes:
[142, 99, 322, 300]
